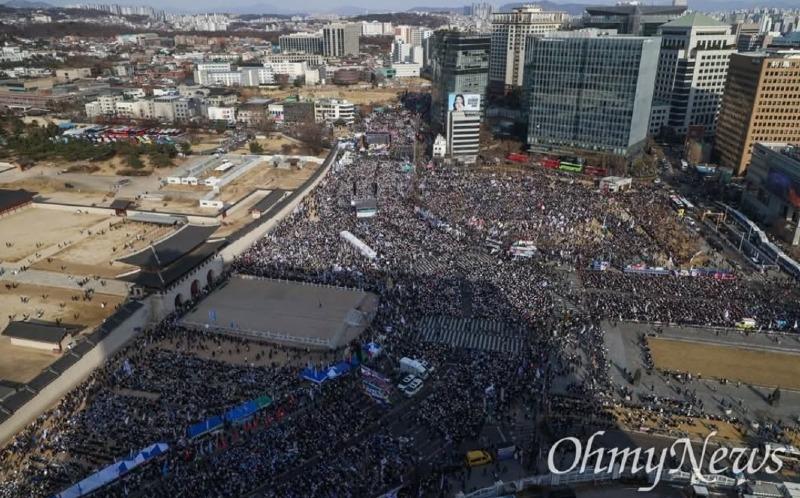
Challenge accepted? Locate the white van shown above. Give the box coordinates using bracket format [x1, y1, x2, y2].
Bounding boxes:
[399, 357, 428, 380]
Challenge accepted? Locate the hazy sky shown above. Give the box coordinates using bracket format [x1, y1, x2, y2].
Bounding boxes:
[41, 0, 786, 15]
[48, 0, 647, 14]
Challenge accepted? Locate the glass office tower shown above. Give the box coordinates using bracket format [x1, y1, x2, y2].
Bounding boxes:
[523, 30, 660, 156]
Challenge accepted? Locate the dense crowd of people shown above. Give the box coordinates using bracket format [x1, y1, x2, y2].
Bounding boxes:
[2, 103, 799, 498]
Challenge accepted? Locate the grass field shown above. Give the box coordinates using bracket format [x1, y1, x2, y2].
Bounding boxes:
[649, 337, 800, 390]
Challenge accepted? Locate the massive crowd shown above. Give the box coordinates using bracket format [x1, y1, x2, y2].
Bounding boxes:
[1, 104, 799, 498]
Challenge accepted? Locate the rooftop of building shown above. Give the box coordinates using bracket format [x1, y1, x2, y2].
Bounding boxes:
[280, 32, 322, 38]
[734, 49, 800, 59]
[771, 31, 800, 46]
[584, 4, 687, 15]
[543, 28, 655, 40]
[760, 143, 800, 164]
[661, 12, 729, 28]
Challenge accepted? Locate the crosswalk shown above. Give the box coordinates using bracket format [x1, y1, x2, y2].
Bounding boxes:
[418, 315, 524, 353]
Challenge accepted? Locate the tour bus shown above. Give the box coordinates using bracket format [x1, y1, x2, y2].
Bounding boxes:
[558, 158, 583, 173]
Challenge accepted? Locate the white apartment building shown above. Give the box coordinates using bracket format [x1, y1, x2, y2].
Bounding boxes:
[153, 96, 192, 122]
[304, 67, 320, 85]
[207, 106, 236, 124]
[265, 62, 304, 79]
[199, 71, 242, 86]
[98, 94, 123, 115]
[360, 21, 385, 36]
[410, 46, 424, 65]
[394, 25, 425, 46]
[654, 12, 736, 137]
[392, 63, 421, 78]
[115, 100, 154, 120]
[393, 40, 412, 63]
[315, 99, 355, 124]
[193, 62, 232, 84]
[489, 5, 564, 90]
[85, 101, 102, 119]
[241, 66, 275, 86]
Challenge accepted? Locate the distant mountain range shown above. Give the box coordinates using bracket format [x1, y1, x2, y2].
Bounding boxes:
[1, 0, 798, 16]
[1, 0, 53, 8]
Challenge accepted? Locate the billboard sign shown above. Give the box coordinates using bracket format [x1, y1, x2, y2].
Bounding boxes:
[447, 93, 481, 112]
[766, 167, 800, 208]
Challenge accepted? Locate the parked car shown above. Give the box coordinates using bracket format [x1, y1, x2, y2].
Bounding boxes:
[401, 378, 423, 397]
[465, 450, 493, 467]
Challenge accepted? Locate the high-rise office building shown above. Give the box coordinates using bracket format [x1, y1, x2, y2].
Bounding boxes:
[583, 4, 686, 35]
[715, 51, 800, 175]
[489, 5, 565, 92]
[470, 2, 493, 19]
[447, 111, 482, 162]
[430, 31, 490, 132]
[523, 30, 660, 156]
[322, 23, 360, 58]
[279, 33, 323, 54]
[653, 13, 735, 137]
[741, 143, 800, 246]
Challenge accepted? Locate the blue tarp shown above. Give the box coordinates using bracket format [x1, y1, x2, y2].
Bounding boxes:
[52, 442, 169, 498]
[224, 400, 259, 423]
[301, 359, 358, 384]
[301, 368, 328, 384]
[187, 415, 223, 439]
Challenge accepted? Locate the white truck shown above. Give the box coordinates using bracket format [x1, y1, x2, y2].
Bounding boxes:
[399, 357, 428, 380]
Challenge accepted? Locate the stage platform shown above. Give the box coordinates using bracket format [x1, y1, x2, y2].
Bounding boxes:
[181, 275, 378, 349]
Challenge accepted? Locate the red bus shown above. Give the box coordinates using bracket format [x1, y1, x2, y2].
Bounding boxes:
[506, 153, 529, 164]
[584, 166, 608, 177]
[541, 157, 560, 169]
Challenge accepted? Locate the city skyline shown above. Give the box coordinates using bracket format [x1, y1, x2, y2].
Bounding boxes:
[3, 0, 800, 15]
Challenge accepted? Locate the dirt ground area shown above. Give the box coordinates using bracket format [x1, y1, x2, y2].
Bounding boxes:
[0, 283, 124, 330]
[32, 221, 177, 278]
[152, 331, 338, 370]
[0, 341, 59, 383]
[614, 406, 745, 443]
[187, 132, 225, 153]
[0, 175, 109, 200]
[213, 191, 269, 237]
[216, 163, 314, 203]
[231, 133, 312, 156]
[0, 175, 69, 194]
[0, 207, 108, 263]
[648, 337, 800, 390]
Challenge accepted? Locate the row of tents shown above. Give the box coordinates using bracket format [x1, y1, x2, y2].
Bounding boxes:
[187, 394, 273, 439]
[53, 443, 169, 498]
